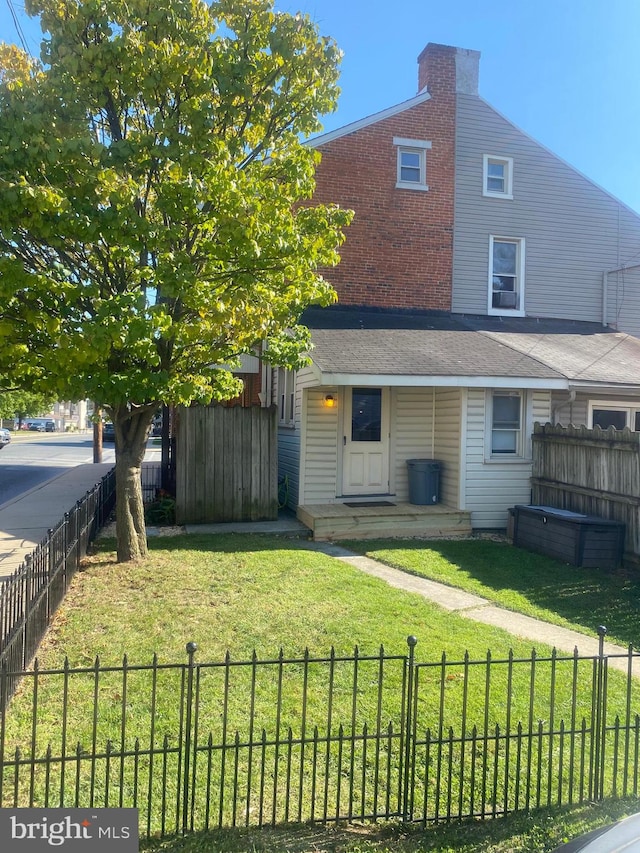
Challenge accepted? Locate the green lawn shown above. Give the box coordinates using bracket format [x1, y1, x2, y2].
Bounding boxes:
[344, 537, 640, 649]
[3, 533, 640, 850]
[32, 534, 574, 666]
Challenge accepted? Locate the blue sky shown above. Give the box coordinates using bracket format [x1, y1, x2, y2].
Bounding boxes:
[2, 0, 639, 211]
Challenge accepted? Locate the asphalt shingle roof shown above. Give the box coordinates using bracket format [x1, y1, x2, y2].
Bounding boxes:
[309, 328, 564, 379]
[302, 307, 640, 387]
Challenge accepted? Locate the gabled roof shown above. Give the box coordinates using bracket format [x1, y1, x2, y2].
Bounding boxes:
[302, 307, 640, 392]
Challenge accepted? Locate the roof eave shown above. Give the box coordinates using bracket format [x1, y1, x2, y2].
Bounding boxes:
[314, 372, 568, 389]
[568, 380, 640, 394]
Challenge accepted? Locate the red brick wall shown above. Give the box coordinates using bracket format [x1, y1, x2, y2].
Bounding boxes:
[311, 44, 457, 311]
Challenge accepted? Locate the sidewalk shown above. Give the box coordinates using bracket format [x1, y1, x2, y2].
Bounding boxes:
[0, 467, 636, 673]
[0, 463, 114, 579]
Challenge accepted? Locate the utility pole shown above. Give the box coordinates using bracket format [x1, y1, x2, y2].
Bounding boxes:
[93, 405, 103, 463]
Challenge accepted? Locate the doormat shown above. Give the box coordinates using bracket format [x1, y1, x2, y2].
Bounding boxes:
[344, 501, 396, 508]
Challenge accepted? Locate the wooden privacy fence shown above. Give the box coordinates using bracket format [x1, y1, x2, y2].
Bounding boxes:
[176, 405, 278, 524]
[531, 422, 640, 556]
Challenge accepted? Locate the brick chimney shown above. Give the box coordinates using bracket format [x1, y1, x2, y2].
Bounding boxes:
[417, 43, 480, 97]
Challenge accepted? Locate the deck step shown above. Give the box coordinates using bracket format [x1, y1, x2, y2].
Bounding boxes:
[297, 503, 472, 541]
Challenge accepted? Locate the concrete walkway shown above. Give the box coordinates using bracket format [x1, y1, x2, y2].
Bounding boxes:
[318, 546, 638, 676]
[1, 467, 636, 675]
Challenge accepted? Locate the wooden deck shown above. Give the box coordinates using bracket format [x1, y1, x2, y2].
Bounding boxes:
[297, 502, 472, 541]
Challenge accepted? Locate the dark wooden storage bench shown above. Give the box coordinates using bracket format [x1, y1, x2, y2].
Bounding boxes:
[513, 505, 625, 569]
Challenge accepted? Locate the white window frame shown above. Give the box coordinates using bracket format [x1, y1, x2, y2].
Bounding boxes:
[588, 400, 640, 431]
[488, 235, 525, 317]
[393, 137, 431, 191]
[483, 154, 513, 199]
[485, 390, 532, 461]
[277, 368, 296, 427]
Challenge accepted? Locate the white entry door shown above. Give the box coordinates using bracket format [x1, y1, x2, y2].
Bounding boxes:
[342, 387, 390, 496]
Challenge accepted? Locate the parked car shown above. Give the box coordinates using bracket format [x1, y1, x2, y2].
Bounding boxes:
[102, 422, 115, 441]
[0, 428, 11, 449]
[44, 420, 56, 432]
[28, 421, 46, 431]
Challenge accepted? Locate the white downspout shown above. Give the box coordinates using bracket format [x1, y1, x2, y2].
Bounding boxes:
[431, 386, 436, 458]
[551, 390, 576, 423]
[602, 262, 640, 330]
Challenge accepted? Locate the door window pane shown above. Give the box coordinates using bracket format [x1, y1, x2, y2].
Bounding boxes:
[352, 388, 381, 442]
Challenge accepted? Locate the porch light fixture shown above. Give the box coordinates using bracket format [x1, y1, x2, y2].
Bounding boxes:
[324, 394, 336, 408]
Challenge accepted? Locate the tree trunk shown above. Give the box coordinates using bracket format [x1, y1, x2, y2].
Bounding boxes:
[112, 405, 156, 562]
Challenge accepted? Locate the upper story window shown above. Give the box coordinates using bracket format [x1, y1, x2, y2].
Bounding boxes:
[483, 154, 513, 199]
[277, 368, 296, 426]
[393, 137, 431, 191]
[488, 236, 525, 315]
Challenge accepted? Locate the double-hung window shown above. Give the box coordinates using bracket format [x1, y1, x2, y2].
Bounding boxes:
[489, 236, 525, 315]
[490, 391, 523, 456]
[394, 137, 431, 191]
[483, 155, 513, 199]
[277, 368, 296, 426]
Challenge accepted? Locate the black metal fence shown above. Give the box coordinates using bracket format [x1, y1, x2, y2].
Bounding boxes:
[140, 462, 163, 505]
[1, 632, 639, 837]
[0, 469, 116, 691]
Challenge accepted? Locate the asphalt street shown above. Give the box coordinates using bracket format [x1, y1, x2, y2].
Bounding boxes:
[0, 432, 116, 506]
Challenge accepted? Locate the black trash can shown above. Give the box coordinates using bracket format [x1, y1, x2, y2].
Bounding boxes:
[406, 459, 441, 505]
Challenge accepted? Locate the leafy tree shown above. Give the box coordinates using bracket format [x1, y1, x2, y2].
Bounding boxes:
[0, 385, 54, 426]
[0, 0, 351, 561]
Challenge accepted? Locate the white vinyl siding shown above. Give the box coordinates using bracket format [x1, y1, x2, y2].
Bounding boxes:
[391, 387, 435, 500]
[453, 94, 640, 335]
[299, 386, 339, 504]
[606, 264, 640, 335]
[464, 388, 551, 528]
[432, 388, 462, 509]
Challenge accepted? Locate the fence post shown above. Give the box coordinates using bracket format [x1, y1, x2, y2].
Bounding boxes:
[62, 512, 69, 591]
[182, 641, 197, 834]
[46, 528, 54, 620]
[22, 554, 32, 671]
[402, 635, 417, 822]
[593, 625, 607, 800]
[0, 661, 6, 803]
